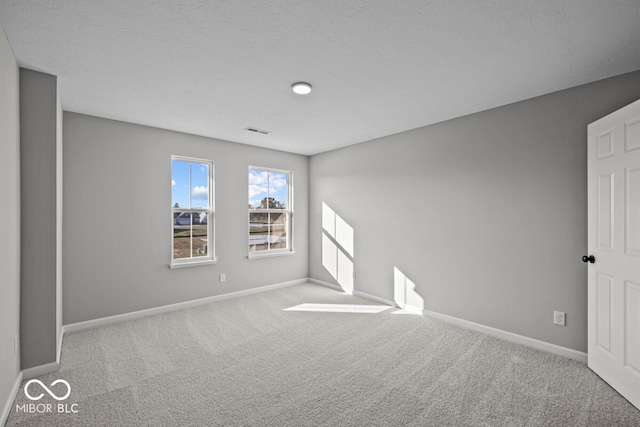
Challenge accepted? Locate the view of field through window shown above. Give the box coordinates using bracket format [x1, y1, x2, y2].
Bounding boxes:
[172, 159, 211, 260]
[249, 168, 290, 252]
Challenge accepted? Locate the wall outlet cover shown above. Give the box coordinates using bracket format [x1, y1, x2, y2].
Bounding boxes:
[554, 311, 566, 326]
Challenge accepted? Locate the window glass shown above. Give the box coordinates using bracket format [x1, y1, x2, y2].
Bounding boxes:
[171, 160, 190, 209]
[190, 162, 209, 209]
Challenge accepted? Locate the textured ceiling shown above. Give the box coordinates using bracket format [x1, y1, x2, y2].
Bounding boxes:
[1, 1, 639, 155]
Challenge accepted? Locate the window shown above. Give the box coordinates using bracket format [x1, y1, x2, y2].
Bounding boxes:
[171, 156, 215, 267]
[248, 167, 293, 256]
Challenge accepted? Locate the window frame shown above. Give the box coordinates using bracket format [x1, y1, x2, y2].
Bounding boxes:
[170, 155, 216, 268]
[248, 166, 294, 259]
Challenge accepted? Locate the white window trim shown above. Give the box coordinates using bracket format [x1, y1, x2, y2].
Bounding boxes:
[247, 250, 296, 260]
[169, 259, 217, 269]
[248, 166, 294, 259]
[170, 155, 216, 268]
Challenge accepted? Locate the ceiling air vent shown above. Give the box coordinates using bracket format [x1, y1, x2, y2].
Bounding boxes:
[244, 126, 271, 135]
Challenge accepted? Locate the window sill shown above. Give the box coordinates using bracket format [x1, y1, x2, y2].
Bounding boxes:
[169, 259, 218, 269]
[247, 251, 295, 260]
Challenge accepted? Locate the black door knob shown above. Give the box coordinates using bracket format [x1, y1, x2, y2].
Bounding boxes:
[582, 255, 595, 263]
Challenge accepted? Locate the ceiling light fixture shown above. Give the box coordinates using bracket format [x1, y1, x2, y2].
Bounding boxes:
[291, 82, 312, 95]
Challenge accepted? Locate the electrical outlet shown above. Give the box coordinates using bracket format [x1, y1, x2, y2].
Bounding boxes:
[554, 311, 566, 326]
[219, 273, 226, 283]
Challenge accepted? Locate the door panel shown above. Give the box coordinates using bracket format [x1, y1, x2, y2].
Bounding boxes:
[596, 273, 612, 353]
[597, 130, 615, 159]
[597, 172, 614, 251]
[625, 118, 640, 152]
[626, 280, 640, 374]
[626, 167, 640, 256]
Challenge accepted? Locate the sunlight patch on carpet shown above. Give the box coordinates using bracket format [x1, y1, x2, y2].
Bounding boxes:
[283, 303, 391, 314]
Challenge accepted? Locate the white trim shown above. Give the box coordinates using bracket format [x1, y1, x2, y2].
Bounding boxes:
[309, 279, 396, 306]
[22, 361, 59, 381]
[1, 371, 22, 427]
[16, 331, 65, 389]
[309, 278, 343, 292]
[247, 250, 295, 260]
[57, 327, 64, 366]
[309, 279, 587, 363]
[421, 309, 588, 363]
[63, 278, 309, 334]
[169, 258, 218, 269]
[310, 279, 397, 306]
[248, 165, 291, 175]
[352, 289, 396, 307]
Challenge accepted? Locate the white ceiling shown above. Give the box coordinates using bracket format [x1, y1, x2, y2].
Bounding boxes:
[1, 1, 639, 155]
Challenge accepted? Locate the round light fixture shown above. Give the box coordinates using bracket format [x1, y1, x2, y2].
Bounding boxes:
[291, 82, 312, 95]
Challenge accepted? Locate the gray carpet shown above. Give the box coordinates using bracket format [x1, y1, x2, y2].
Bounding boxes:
[6, 282, 640, 426]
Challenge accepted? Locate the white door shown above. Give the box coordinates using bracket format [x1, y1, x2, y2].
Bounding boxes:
[587, 99, 640, 410]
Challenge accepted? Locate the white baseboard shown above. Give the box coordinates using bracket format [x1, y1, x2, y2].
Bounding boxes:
[352, 289, 395, 307]
[1, 371, 22, 427]
[310, 278, 397, 307]
[63, 278, 309, 334]
[421, 309, 587, 363]
[3, 360, 64, 423]
[15, 327, 65, 389]
[308, 278, 587, 363]
[309, 278, 343, 292]
[21, 361, 60, 381]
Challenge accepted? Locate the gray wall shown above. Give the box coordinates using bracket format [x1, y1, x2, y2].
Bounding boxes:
[0, 23, 20, 420]
[309, 70, 640, 353]
[20, 68, 63, 369]
[63, 113, 309, 324]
